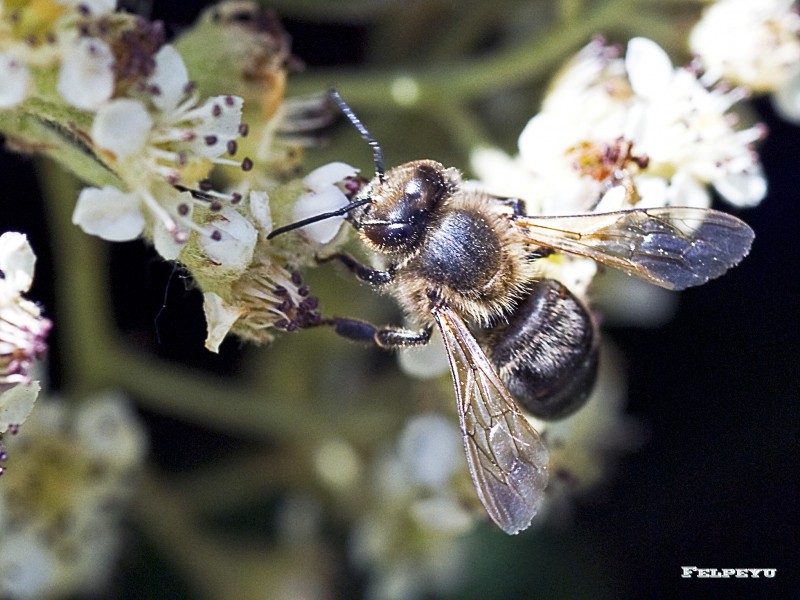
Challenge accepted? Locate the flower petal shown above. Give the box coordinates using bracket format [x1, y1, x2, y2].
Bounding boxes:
[248, 190, 272, 233]
[72, 186, 145, 241]
[292, 187, 349, 245]
[304, 162, 358, 190]
[0, 54, 30, 108]
[0, 232, 36, 293]
[191, 96, 244, 158]
[92, 99, 153, 160]
[202, 292, 244, 352]
[57, 38, 115, 110]
[0, 381, 40, 433]
[74, 392, 147, 468]
[0, 530, 55, 598]
[201, 207, 257, 274]
[148, 45, 189, 113]
[626, 37, 674, 100]
[713, 167, 768, 207]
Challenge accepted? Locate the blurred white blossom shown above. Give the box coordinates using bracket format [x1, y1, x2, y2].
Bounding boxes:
[350, 413, 474, 600]
[0, 391, 147, 599]
[690, 0, 800, 91]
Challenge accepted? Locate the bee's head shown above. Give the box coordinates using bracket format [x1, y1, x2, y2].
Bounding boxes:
[353, 160, 455, 254]
[267, 91, 455, 249]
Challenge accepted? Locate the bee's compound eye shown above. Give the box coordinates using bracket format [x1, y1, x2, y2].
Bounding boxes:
[402, 165, 447, 213]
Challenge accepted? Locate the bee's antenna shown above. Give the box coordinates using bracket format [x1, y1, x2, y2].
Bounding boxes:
[267, 198, 371, 240]
[329, 88, 385, 182]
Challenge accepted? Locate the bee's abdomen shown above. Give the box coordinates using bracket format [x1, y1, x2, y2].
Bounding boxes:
[490, 279, 598, 420]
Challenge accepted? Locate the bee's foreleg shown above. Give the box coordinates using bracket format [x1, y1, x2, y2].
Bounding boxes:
[323, 317, 432, 349]
[316, 252, 394, 286]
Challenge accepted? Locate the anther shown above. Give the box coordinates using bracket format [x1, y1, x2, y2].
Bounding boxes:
[227, 140, 238, 156]
[211, 230, 222, 241]
[204, 135, 218, 146]
[238, 123, 249, 137]
[241, 158, 253, 172]
[212, 104, 222, 118]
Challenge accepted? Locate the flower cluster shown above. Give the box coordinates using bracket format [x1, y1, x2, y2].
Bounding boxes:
[72, 42, 250, 260]
[349, 414, 475, 600]
[0, 0, 119, 109]
[58, 2, 359, 351]
[0, 391, 147, 599]
[473, 37, 767, 219]
[0, 232, 50, 463]
[690, 0, 800, 121]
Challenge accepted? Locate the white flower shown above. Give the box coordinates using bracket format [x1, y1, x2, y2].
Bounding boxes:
[0, 1, 118, 109]
[0, 233, 51, 389]
[74, 390, 148, 469]
[397, 413, 463, 489]
[75, 45, 247, 259]
[0, 531, 55, 599]
[56, 37, 115, 110]
[0, 392, 146, 598]
[624, 37, 767, 208]
[473, 37, 767, 215]
[291, 162, 359, 245]
[349, 413, 474, 600]
[690, 0, 800, 93]
[397, 328, 450, 379]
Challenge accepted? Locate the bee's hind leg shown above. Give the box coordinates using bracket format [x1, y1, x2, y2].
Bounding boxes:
[315, 253, 431, 348]
[322, 317, 432, 349]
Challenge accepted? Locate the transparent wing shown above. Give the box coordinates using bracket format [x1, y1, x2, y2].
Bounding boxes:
[513, 207, 754, 290]
[432, 305, 549, 534]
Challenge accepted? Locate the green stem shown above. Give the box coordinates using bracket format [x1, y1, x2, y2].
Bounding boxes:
[287, 0, 634, 105]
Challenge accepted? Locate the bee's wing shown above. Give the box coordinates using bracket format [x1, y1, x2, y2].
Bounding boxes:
[513, 207, 754, 290]
[432, 305, 549, 535]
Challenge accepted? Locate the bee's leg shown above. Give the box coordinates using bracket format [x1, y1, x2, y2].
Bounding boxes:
[323, 317, 432, 349]
[317, 252, 394, 286]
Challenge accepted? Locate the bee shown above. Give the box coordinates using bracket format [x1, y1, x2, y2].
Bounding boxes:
[268, 90, 755, 534]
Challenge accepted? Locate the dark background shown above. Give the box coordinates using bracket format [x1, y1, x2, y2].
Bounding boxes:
[1, 3, 797, 599]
